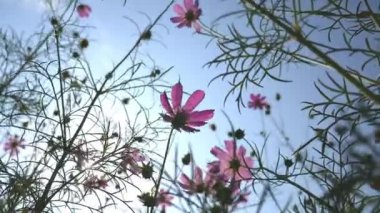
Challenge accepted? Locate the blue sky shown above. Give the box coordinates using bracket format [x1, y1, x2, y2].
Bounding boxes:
[0, 0, 340, 212]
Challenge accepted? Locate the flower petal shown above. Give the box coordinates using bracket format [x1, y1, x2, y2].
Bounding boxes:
[182, 126, 199, 133]
[180, 174, 191, 186]
[210, 147, 229, 161]
[177, 22, 187, 28]
[183, 90, 204, 112]
[160, 113, 173, 122]
[194, 0, 199, 7]
[237, 146, 246, 157]
[171, 82, 183, 111]
[188, 121, 207, 127]
[243, 157, 254, 168]
[184, 0, 194, 10]
[194, 167, 203, 183]
[225, 140, 236, 156]
[188, 110, 214, 122]
[237, 168, 252, 180]
[173, 4, 185, 16]
[160, 92, 173, 115]
[193, 21, 201, 33]
[170, 16, 184, 23]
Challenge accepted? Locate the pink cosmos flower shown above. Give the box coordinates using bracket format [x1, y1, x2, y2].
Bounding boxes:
[160, 82, 214, 133]
[205, 161, 228, 189]
[230, 182, 250, 205]
[83, 176, 108, 190]
[248, 93, 269, 110]
[170, 0, 202, 33]
[77, 4, 92, 18]
[120, 146, 146, 175]
[179, 166, 206, 194]
[97, 177, 108, 189]
[3, 135, 25, 156]
[157, 189, 174, 211]
[211, 140, 253, 181]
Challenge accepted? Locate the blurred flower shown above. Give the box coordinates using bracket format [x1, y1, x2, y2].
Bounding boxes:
[77, 4, 92, 18]
[157, 189, 174, 211]
[83, 176, 108, 190]
[205, 161, 227, 192]
[230, 182, 250, 207]
[211, 140, 253, 181]
[120, 146, 146, 175]
[160, 82, 214, 132]
[170, 0, 202, 32]
[179, 166, 206, 194]
[97, 177, 108, 189]
[3, 135, 25, 156]
[248, 93, 269, 110]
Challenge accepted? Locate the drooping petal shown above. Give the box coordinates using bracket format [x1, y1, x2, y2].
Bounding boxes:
[170, 16, 184, 23]
[194, 167, 203, 183]
[187, 121, 207, 127]
[188, 110, 214, 122]
[180, 174, 191, 186]
[185, 21, 192, 27]
[182, 126, 199, 133]
[173, 4, 186, 16]
[160, 92, 173, 114]
[184, 0, 194, 10]
[171, 83, 183, 111]
[160, 114, 173, 122]
[193, 21, 201, 33]
[183, 90, 204, 112]
[177, 22, 187, 28]
[194, 0, 199, 7]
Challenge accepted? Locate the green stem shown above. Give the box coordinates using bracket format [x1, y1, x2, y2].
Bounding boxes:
[243, 0, 380, 105]
[150, 128, 174, 213]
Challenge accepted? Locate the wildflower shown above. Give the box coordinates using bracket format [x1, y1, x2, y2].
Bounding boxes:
[205, 161, 227, 192]
[97, 177, 108, 189]
[230, 182, 250, 206]
[160, 82, 214, 132]
[3, 135, 25, 156]
[248, 93, 269, 110]
[83, 176, 108, 190]
[157, 189, 174, 211]
[120, 146, 146, 175]
[170, 0, 202, 32]
[179, 166, 206, 194]
[77, 4, 92, 18]
[211, 140, 253, 181]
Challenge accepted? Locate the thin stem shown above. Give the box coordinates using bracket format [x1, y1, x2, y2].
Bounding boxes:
[33, 2, 175, 211]
[243, 0, 380, 105]
[150, 128, 174, 213]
